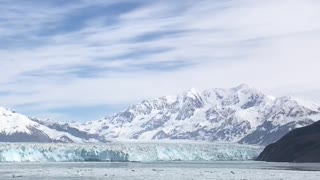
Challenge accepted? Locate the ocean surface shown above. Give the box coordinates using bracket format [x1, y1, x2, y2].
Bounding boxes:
[0, 161, 320, 180]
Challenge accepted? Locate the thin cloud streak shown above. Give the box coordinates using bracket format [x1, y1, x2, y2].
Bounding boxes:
[0, 0, 320, 121]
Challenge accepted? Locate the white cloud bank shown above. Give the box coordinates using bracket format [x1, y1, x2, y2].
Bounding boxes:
[0, 0, 320, 121]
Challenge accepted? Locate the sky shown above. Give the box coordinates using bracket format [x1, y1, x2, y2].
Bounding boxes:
[1, 0, 320, 122]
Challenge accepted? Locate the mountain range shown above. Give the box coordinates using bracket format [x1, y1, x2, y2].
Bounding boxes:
[1, 84, 319, 145]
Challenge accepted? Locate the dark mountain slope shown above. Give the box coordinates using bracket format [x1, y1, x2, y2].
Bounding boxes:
[257, 120, 320, 162]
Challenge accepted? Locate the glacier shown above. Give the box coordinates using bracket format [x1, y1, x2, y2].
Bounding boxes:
[0, 142, 262, 162]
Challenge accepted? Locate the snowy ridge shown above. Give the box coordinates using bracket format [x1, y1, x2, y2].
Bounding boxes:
[0, 84, 319, 145]
[0, 108, 101, 143]
[84, 84, 320, 145]
[0, 107, 37, 135]
[0, 142, 262, 162]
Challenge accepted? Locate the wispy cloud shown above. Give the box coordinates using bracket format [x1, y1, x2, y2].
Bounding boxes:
[1, 0, 320, 121]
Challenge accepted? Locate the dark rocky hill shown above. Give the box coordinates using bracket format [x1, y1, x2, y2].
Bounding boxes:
[257, 120, 320, 162]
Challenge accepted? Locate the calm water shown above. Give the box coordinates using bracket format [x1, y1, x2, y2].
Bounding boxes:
[0, 161, 320, 180]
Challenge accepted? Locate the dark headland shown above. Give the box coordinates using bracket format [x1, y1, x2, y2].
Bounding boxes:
[257, 120, 320, 162]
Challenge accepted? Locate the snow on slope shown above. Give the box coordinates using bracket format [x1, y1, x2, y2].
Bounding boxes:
[0, 107, 96, 143]
[0, 142, 262, 162]
[1, 84, 319, 145]
[0, 107, 38, 135]
[84, 84, 320, 146]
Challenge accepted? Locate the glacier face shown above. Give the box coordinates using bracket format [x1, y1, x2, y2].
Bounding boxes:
[83, 84, 320, 145]
[0, 142, 262, 162]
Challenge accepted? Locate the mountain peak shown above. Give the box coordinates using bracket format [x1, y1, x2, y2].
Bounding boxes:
[185, 87, 198, 94]
[232, 83, 253, 91]
[0, 107, 13, 113]
[88, 84, 320, 145]
[183, 88, 201, 99]
[1, 85, 319, 145]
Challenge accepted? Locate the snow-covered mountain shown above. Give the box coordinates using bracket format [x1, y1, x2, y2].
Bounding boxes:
[84, 84, 320, 145]
[1, 84, 319, 145]
[0, 107, 103, 143]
